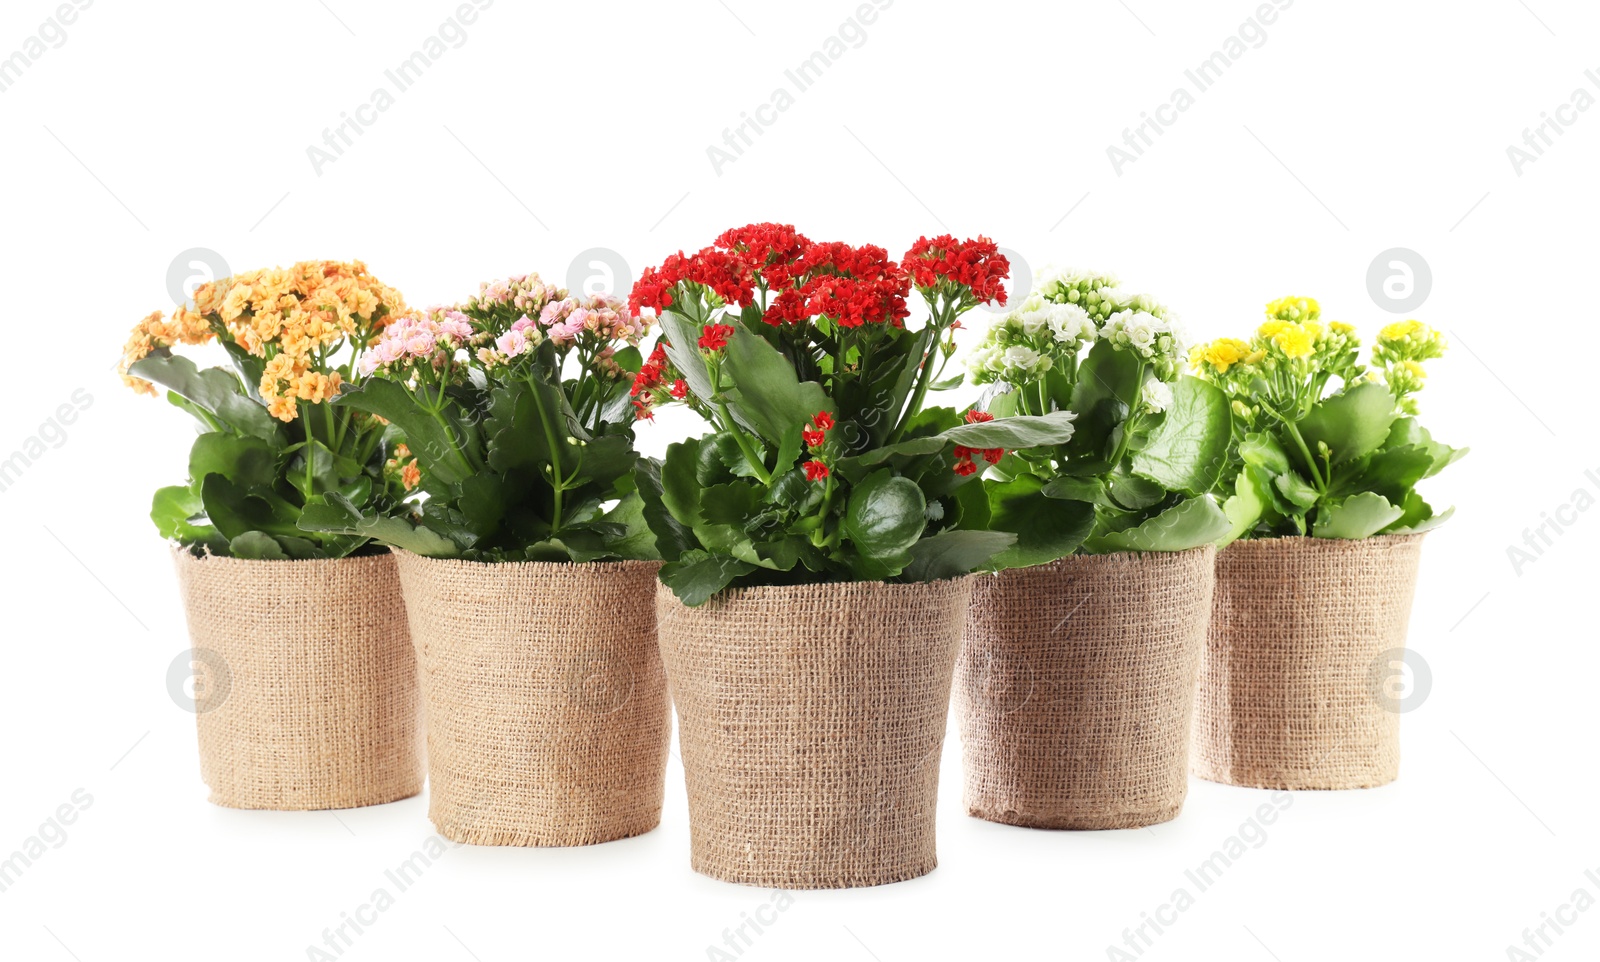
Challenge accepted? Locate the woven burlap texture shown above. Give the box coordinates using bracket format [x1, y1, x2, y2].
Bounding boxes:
[173, 549, 423, 810]
[957, 547, 1215, 830]
[1191, 534, 1424, 790]
[657, 577, 973, 889]
[395, 553, 669, 846]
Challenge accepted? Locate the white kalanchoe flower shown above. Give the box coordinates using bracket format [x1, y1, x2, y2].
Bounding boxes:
[1046, 302, 1096, 347]
[1142, 376, 1173, 413]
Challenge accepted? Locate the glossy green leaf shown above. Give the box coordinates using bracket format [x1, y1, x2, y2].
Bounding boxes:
[1312, 492, 1406, 539]
[844, 470, 926, 559]
[1300, 381, 1399, 464]
[661, 550, 758, 607]
[1089, 496, 1231, 553]
[1131, 377, 1231, 495]
[901, 529, 1017, 581]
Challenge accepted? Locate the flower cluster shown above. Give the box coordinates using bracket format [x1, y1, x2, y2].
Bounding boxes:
[630, 342, 690, 421]
[903, 235, 1010, 308]
[629, 222, 915, 331]
[802, 411, 834, 481]
[1032, 267, 1125, 323]
[359, 307, 477, 378]
[1099, 309, 1185, 376]
[1190, 296, 1362, 395]
[1372, 319, 1447, 414]
[119, 260, 406, 421]
[951, 410, 1004, 476]
[384, 443, 422, 492]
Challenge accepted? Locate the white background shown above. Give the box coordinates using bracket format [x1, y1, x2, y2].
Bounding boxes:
[0, 0, 1593, 959]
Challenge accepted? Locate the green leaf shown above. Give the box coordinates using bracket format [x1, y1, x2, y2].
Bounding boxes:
[661, 550, 758, 607]
[901, 530, 1017, 581]
[1041, 476, 1110, 507]
[721, 323, 835, 443]
[985, 473, 1096, 569]
[633, 457, 697, 561]
[1386, 492, 1454, 535]
[129, 353, 281, 442]
[843, 470, 926, 559]
[1300, 381, 1399, 464]
[660, 438, 708, 529]
[1108, 473, 1167, 510]
[1274, 471, 1321, 509]
[1089, 496, 1231, 553]
[1220, 465, 1273, 546]
[1240, 431, 1292, 475]
[1312, 492, 1406, 539]
[1067, 340, 1141, 459]
[296, 493, 458, 556]
[200, 474, 302, 540]
[227, 531, 289, 560]
[336, 378, 476, 485]
[188, 433, 279, 490]
[1131, 377, 1231, 495]
[834, 411, 1080, 476]
[151, 485, 213, 542]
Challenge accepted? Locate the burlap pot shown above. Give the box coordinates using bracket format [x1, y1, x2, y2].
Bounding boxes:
[172, 549, 423, 810]
[656, 577, 973, 889]
[956, 547, 1215, 830]
[393, 553, 669, 846]
[1191, 534, 1425, 790]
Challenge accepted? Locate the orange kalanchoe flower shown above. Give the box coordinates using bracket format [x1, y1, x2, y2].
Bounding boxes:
[118, 260, 406, 421]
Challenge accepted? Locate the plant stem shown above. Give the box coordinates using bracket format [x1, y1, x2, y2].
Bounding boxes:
[707, 354, 772, 485]
[524, 375, 568, 532]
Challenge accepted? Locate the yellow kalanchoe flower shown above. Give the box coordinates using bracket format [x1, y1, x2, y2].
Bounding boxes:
[1265, 295, 1320, 323]
[1270, 323, 1315, 359]
[1380, 318, 1422, 341]
[1191, 337, 1253, 374]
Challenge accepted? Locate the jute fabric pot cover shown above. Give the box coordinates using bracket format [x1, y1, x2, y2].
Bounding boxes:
[656, 577, 973, 889]
[394, 553, 669, 845]
[1190, 534, 1424, 790]
[172, 549, 423, 810]
[957, 547, 1215, 829]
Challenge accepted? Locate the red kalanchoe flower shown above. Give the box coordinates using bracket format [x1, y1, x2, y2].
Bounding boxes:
[802, 428, 826, 448]
[716, 223, 811, 271]
[982, 448, 1005, 465]
[965, 410, 994, 423]
[903, 235, 1011, 307]
[951, 453, 978, 476]
[632, 397, 656, 421]
[812, 411, 835, 430]
[804, 460, 830, 482]
[669, 379, 688, 399]
[699, 323, 735, 351]
[631, 343, 669, 397]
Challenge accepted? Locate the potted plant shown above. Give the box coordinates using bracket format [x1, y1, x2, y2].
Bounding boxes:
[300, 274, 671, 845]
[953, 268, 1232, 830]
[1187, 299, 1465, 789]
[634, 224, 1077, 888]
[117, 260, 423, 810]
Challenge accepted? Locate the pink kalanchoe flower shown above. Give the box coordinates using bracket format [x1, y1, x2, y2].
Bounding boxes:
[496, 328, 530, 358]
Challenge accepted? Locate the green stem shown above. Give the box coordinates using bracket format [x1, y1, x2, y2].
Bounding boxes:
[525, 375, 568, 532]
[1282, 420, 1325, 491]
[707, 355, 772, 485]
[887, 304, 950, 444]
